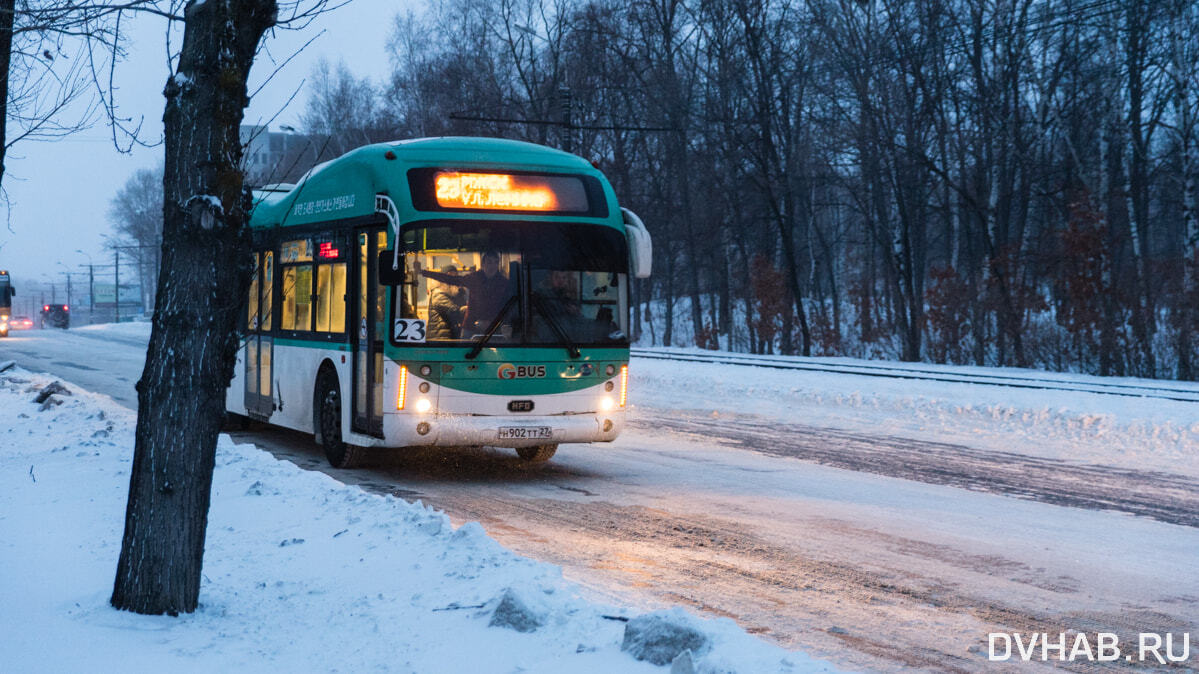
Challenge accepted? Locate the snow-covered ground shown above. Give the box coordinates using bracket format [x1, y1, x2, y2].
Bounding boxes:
[61, 321, 1199, 479]
[0, 365, 831, 673]
[4, 322, 1198, 671]
[632, 347, 1199, 479]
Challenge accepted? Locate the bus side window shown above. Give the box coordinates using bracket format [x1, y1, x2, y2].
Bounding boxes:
[331, 262, 346, 332]
[262, 251, 273, 331]
[282, 264, 313, 331]
[247, 252, 260, 330]
[281, 239, 314, 332]
[315, 261, 347, 333]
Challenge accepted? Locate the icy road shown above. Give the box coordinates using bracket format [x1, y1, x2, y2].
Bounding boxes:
[3, 325, 1197, 672]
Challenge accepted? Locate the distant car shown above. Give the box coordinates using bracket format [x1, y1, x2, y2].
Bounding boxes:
[10, 315, 33, 329]
[41, 304, 69, 329]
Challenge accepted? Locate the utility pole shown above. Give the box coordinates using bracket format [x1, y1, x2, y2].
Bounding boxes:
[559, 85, 573, 154]
[76, 250, 96, 325]
[114, 248, 120, 324]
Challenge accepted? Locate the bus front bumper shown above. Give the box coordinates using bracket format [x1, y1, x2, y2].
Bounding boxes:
[379, 410, 625, 448]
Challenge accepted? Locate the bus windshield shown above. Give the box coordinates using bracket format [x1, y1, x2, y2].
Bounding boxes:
[396, 221, 629, 348]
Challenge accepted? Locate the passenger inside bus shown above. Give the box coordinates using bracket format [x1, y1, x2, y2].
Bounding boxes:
[419, 250, 510, 337]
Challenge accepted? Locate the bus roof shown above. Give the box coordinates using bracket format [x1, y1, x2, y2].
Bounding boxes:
[248, 137, 621, 232]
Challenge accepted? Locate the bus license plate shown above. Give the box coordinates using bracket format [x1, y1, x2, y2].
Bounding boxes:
[498, 426, 552, 440]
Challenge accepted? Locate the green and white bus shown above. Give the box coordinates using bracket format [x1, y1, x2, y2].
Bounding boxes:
[226, 137, 652, 467]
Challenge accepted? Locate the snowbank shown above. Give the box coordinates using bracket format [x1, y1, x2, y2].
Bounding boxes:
[631, 353, 1199, 478]
[0, 368, 832, 673]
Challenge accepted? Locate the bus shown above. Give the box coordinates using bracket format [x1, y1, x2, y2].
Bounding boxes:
[0, 270, 12, 337]
[0, 270, 12, 319]
[226, 137, 652, 468]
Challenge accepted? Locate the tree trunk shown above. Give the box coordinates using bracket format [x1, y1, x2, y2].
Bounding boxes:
[663, 245, 675, 347]
[1123, 0, 1156, 376]
[718, 225, 731, 337]
[1176, 0, 1197, 378]
[0, 0, 15, 187]
[112, 0, 277, 616]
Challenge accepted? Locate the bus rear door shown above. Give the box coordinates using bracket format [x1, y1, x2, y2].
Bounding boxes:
[245, 250, 274, 419]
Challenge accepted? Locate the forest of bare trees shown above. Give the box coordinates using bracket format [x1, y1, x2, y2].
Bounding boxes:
[283, 0, 1196, 380]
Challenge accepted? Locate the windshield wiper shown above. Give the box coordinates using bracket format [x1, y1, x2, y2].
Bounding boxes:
[530, 293, 581, 359]
[465, 295, 519, 360]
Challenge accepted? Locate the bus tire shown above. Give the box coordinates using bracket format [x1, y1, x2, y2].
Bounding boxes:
[317, 370, 361, 468]
[516, 444, 557, 462]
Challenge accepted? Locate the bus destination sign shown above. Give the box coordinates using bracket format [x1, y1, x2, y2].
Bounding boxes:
[433, 172, 587, 212]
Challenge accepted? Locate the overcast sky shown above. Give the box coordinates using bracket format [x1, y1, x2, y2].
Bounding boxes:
[1, 0, 417, 294]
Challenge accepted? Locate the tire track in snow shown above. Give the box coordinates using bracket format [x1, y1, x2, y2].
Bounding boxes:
[232, 425, 1197, 673]
[631, 410, 1199, 529]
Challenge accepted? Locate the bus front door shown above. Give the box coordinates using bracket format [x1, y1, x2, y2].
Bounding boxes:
[352, 229, 385, 436]
[245, 250, 274, 419]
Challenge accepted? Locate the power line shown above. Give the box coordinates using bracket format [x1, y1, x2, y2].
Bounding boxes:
[448, 112, 674, 133]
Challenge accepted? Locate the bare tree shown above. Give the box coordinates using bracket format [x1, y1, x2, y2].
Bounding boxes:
[375, 0, 1199, 379]
[2, 1, 121, 188]
[301, 57, 392, 155]
[109, 166, 165, 308]
[110, 0, 291, 616]
[1168, 0, 1199, 379]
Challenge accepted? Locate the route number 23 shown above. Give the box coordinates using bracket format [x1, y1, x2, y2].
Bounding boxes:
[393, 319, 427, 343]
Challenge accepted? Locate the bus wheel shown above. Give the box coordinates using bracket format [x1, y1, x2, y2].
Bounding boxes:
[516, 444, 557, 463]
[317, 371, 361, 468]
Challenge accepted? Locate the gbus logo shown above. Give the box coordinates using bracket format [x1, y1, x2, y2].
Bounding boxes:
[497, 363, 547, 379]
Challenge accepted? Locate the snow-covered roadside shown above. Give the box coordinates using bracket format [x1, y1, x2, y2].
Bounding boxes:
[53, 321, 1199, 476]
[0, 366, 830, 673]
[632, 353, 1199, 478]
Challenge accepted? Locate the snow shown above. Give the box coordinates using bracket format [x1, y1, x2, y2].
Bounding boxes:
[5, 322, 1199, 669]
[62, 322, 1199, 480]
[185, 194, 225, 214]
[0, 367, 831, 673]
[631, 347, 1199, 478]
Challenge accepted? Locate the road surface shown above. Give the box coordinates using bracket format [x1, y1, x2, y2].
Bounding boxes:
[4, 326, 1197, 671]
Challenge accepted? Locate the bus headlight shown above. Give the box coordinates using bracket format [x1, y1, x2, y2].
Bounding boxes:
[619, 365, 628, 407]
[415, 398, 432, 414]
[600, 397, 615, 411]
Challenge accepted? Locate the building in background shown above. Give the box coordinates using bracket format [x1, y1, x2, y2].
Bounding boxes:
[240, 125, 333, 186]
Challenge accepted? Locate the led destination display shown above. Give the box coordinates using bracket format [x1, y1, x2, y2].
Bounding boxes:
[432, 172, 589, 213]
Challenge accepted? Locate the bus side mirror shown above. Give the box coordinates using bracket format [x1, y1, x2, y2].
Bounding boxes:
[621, 207, 653, 278]
[377, 250, 405, 285]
